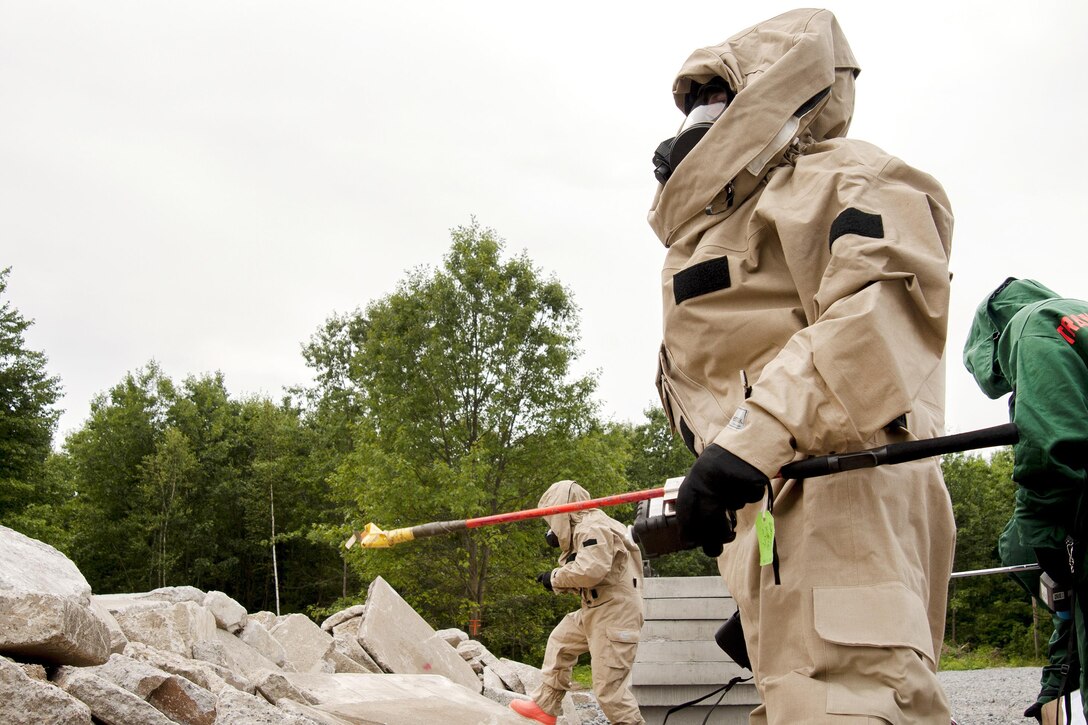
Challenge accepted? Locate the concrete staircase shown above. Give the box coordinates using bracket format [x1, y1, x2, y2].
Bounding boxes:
[633, 576, 759, 725]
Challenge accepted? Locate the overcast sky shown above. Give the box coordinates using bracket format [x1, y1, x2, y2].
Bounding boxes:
[3, 1, 1085, 449]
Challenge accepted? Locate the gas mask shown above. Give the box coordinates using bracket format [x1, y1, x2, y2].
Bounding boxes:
[545, 529, 560, 548]
[653, 83, 731, 185]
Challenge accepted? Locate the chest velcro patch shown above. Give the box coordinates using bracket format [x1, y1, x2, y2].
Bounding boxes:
[582, 538, 598, 547]
[673, 256, 731, 305]
[829, 208, 884, 249]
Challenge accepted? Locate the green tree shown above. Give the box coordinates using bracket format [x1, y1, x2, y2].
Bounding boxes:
[943, 449, 1035, 657]
[0, 267, 63, 537]
[329, 221, 627, 659]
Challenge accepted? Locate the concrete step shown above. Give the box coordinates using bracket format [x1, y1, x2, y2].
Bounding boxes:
[644, 597, 736, 621]
[632, 660, 749, 686]
[643, 576, 730, 599]
[640, 619, 722, 642]
[633, 683, 759, 707]
[640, 703, 752, 725]
[637, 639, 732, 663]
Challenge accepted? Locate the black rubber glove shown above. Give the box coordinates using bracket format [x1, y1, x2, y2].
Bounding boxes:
[677, 444, 769, 557]
[536, 570, 554, 592]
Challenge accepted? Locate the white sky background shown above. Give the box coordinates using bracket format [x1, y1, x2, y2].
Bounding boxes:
[2, 1, 1085, 447]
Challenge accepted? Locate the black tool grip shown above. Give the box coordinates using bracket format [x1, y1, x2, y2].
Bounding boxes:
[779, 423, 1019, 480]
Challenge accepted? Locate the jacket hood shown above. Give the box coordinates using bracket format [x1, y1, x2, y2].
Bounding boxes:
[648, 8, 859, 246]
[539, 480, 591, 554]
[963, 278, 1062, 398]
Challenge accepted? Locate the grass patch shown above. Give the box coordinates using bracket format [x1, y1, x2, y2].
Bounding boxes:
[572, 663, 593, 688]
[940, 643, 1047, 671]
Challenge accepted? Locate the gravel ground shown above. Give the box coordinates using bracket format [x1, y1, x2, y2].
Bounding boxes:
[940, 667, 1085, 725]
[566, 667, 1082, 725]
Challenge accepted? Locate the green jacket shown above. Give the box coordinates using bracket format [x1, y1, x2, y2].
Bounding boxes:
[963, 278, 1088, 549]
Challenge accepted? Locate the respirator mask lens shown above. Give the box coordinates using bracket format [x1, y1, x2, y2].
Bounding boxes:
[653, 99, 729, 185]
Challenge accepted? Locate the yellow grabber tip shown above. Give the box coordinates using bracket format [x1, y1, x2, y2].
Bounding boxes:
[343, 523, 417, 550]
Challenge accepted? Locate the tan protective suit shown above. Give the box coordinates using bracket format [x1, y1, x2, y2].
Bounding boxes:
[531, 481, 646, 725]
[650, 10, 955, 723]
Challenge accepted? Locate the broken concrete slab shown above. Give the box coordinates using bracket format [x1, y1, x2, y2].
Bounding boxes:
[0, 591, 110, 666]
[193, 627, 285, 679]
[253, 668, 319, 706]
[146, 586, 207, 604]
[239, 619, 288, 667]
[330, 618, 381, 674]
[277, 698, 355, 725]
[88, 598, 128, 654]
[435, 627, 469, 647]
[53, 665, 176, 725]
[248, 610, 280, 630]
[481, 685, 531, 708]
[271, 613, 337, 674]
[112, 600, 217, 658]
[203, 590, 248, 634]
[0, 655, 92, 725]
[0, 526, 93, 605]
[213, 686, 314, 725]
[87, 653, 217, 725]
[562, 691, 601, 725]
[124, 641, 254, 695]
[355, 577, 480, 692]
[285, 672, 529, 725]
[319, 604, 365, 632]
[456, 639, 484, 661]
[487, 656, 525, 694]
[500, 658, 543, 697]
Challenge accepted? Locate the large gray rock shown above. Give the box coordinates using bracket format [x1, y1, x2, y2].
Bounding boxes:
[0, 656, 92, 724]
[318, 604, 365, 632]
[213, 687, 313, 724]
[193, 627, 285, 678]
[0, 526, 92, 605]
[500, 657, 543, 696]
[146, 586, 207, 604]
[270, 613, 335, 674]
[53, 665, 176, 725]
[239, 619, 288, 667]
[330, 618, 381, 674]
[252, 668, 319, 706]
[0, 591, 110, 666]
[487, 656, 525, 694]
[87, 653, 217, 725]
[112, 600, 217, 658]
[435, 627, 469, 647]
[355, 577, 480, 692]
[88, 598, 128, 653]
[277, 699, 354, 725]
[285, 672, 528, 725]
[203, 591, 247, 634]
[124, 640, 254, 695]
[248, 610, 280, 630]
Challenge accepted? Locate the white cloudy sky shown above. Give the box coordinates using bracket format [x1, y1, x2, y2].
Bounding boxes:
[3, 1, 1085, 448]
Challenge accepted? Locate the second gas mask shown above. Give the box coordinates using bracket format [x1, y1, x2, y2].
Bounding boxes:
[653, 83, 732, 185]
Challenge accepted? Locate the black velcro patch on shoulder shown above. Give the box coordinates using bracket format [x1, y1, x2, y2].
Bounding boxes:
[829, 208, 884, 249]
[673, 256, 731, 305]
[582, 538, 598, 547]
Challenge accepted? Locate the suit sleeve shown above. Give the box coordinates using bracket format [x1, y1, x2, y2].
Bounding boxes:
[715, 157, 952, 475]
[550, 523, 616, 590]
[1008, 333, 1088, 549]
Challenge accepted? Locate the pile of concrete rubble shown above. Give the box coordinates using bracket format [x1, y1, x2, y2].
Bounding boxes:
[0, 525, 601, 725]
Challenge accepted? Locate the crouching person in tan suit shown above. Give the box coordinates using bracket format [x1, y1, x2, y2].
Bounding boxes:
[510, 480, 646, 725]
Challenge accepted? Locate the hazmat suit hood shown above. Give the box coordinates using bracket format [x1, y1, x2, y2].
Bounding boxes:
[963, 278, 1063, 398]
[648, 8, 860, 247]
[539, 480, 592, 555]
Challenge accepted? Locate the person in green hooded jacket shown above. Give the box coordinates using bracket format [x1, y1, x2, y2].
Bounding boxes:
[963, 277, 1088, 720]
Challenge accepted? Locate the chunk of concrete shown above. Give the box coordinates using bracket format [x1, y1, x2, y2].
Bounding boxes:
[456, 639, 484, 661]
[285, 672, 529, 725]
[88, 598, 128, 653]
[562, 690, 601, 725]
[318, 604, 365, 632]
[124, 641, 254, 695]
[112, 600, 216, 658]
[93, 593, 173, 614]
[487, 656, 525, 694]
[87, 653, 217, 725]
[214, 687, 313, 724]
[500, 657, 543, 696]
[203, 591, 247, 634]
[248, 610, 280, 630]
[330, 618, 381, 674]
[435, 628, 469, 647]
[238, 619, 287, 667]
[355, 577, 480, 692]
[277, 699, 354, 725]
[482, 666, 508, 693]
[0, 656, 92, 724]
[481, 685, 531, 707]
[0, 591, 110, 666]
[53, 666, 175, 724]
[270, 613, 335, 674]
[253, 668, 319, 706]
[0, 526, 92, 605]
[146, 586, 207, 604]
[192, 628, 285, 678]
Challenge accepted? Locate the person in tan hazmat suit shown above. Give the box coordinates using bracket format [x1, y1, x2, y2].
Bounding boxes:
[649, 9, 956, 724]
[509, 480, 645, 725]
